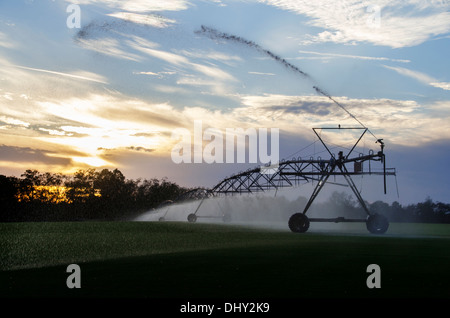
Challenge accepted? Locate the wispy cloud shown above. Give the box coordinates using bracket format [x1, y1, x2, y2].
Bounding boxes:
[132, 70, 177, 80]
[177, 49, 243, 65]
[261, 0, 450, 48]
[0, 31, 15, 49]
[76, 35, 143, 62]
[248, 71, 276, 76]
[383, 65, 450, 91]
[66, 0, 191, 12]
[107, 12, 176, 27]
[297, 50, 410, 63]
[11, 64, 108, 84]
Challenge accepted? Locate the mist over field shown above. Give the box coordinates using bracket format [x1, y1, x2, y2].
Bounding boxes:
[135, 190, 375, 233]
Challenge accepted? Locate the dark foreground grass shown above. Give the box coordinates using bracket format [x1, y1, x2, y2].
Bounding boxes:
[1, 221, 449, 302]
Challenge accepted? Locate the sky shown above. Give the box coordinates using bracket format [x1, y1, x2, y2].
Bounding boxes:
[0, 0, 449, 205]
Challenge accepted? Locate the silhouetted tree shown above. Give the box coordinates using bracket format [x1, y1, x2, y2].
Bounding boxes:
[65, 168, 97, 204]
[1, 169, 447, 223]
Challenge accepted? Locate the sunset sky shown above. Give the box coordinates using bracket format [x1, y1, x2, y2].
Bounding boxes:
[0, 0, 449, 205]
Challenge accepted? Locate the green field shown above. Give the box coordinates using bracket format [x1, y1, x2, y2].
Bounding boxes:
[1, 221, 450, 301]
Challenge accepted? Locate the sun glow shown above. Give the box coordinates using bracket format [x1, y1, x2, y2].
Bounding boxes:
[72, 156, 109, 167]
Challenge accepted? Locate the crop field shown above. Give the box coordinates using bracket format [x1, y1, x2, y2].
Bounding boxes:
[1, 220, 449, 310]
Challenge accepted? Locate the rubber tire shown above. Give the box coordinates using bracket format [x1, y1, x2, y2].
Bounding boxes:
[366, 214, 389, 234]
[288, 213, 310, 233]
[187, 213, 197, 223]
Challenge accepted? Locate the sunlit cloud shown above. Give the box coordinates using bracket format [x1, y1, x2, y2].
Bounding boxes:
[38, 128, 67, 136]
[72, 156, 110, 167]
[238, 93, 450, 146]
[1, 80, 449, 178]
[0, 116, 30, 128]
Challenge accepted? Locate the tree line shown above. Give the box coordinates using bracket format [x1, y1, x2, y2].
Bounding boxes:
[0, 169, 449, 223]
[312, 191, 450, 224]
[0, 169, 188, 222]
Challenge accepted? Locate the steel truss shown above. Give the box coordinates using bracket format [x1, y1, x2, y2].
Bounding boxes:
[161, 127, 396, 234]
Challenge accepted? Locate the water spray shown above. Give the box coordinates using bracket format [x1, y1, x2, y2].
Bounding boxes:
[196, 25, 309, 78]
[196, 25, 379, 140]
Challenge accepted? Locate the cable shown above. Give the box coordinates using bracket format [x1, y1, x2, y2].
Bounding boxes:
[313, 86, 380, 141]
[285, 140, 318, 159]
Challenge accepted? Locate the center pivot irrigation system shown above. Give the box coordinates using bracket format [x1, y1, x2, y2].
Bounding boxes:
[156, 26, 397, 234]
[158, 125, 397, 234]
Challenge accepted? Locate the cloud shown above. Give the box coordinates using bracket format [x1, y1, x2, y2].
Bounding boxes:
[130, 41, 237, 81]
[296, 50, 410, 63]
[38, 128, 68, 136]
[1, 87, 450, 178]
[0, 116, 30, 128]
[383, 65, 450, 91]
[0, 31, 15, 49]
[66, 0, 191, 12]
[32, 94, 184, 164]
[99, 146, 154, 153]
[430, 82, 450, 90]
[107, 12, 176, 27]
[177, 49, 243, 65]
[238, 93, 450, 146]
[76, 36, 143, 62]
[76, 21, 237, 95]
[261, 0, 450, 48]
[248, 71, 276, 76]
[10, 64, 108, 84]
[0, 145, 71, 166]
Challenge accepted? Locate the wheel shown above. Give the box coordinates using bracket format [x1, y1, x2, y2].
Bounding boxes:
[366, 214, 389, 234]
[288, 213, 310, 233]
[187, 213, 197, 223]
[222, 214, 232, 223]
[159, 217, 165, 222]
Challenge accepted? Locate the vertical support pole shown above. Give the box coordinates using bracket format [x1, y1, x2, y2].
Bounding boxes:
[301, 165, 335, 215]
[193, 198, 206, 215]
[383, 154, 387, 195]
[338, 164, 371, 216]
[163, 207, 171, 218]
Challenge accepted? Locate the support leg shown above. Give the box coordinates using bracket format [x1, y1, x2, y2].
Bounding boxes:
[338, 164, 371, 215]
[301, 165, 335, 215]
[187, 198, 206, 223]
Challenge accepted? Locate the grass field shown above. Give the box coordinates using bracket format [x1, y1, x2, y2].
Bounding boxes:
[1, 220, 450, 303]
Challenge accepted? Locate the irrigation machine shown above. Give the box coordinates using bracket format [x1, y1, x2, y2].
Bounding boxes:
[158, 125, 397, 234]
